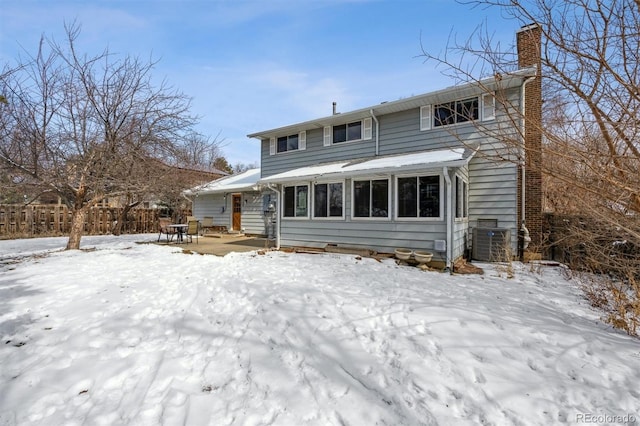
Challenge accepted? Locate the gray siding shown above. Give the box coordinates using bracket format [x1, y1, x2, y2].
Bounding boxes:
[278, 174, 450, 260]
[261, 127, 377, 177]
[466, 88, 522, 254]
[261, 86, 523, 259]
[241, 191, 271, 235]
[192, 193, 227, 227]
[193, 190, 273, 235]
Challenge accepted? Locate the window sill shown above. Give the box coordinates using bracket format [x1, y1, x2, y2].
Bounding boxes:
[394, 217, 444, 222]
[350, 216, 391, 221]
[332, 138, 367, 145]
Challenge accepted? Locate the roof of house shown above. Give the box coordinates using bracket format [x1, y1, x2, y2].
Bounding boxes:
[247, 67, 537, 140]
[184, 168, 261, 195]
[258, 146, 478, 184]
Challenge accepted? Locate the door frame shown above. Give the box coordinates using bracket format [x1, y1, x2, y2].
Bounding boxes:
[231, 193, 242, 231]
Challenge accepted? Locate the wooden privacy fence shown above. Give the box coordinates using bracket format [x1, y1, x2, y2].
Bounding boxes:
[0, 204, 188, 238]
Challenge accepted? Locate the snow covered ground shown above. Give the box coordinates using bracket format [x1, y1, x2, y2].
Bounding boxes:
[0, 235, 638, 426]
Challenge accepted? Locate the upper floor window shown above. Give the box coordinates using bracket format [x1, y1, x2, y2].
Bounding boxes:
[269, 131, 306, 155]
[277, 134, 298, 153]
[434, 98, 479, 127]
[324, 118, 372, 146]
[420, 93, 495, 131]
[333, 121, 361, 143]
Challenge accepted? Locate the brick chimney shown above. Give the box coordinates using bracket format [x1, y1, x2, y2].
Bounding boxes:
[516, 23, 543, 253]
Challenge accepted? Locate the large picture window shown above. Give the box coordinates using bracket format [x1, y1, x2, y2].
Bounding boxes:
[353, 179, 389, 218]
[313, 182, 343, 218]
[397, 175, 441, 218]
[283, 185, 308, 218]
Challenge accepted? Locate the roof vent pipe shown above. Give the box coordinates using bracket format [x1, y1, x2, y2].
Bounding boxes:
[332, 102, 337, 115]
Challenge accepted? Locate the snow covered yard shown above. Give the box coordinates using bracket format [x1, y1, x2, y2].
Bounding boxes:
[0, 235, 638, 426]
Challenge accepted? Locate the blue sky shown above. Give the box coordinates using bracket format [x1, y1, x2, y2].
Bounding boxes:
[1, 0, 524, 166]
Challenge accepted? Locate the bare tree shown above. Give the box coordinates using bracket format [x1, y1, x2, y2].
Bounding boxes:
[232, 161, 259, 174]
[175, 131, 227, 172]
[0, 23, 202, 249]
[423, 0, 640, 334]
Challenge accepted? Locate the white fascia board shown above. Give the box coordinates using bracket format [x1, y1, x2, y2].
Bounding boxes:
[259, 148, 477, 184]
[184, 169, 262, 195]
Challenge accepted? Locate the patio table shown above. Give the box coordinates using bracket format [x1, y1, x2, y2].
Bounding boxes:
[167, 224, 188, 243]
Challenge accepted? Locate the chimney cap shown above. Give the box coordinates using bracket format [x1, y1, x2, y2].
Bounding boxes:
[517, 23, 541, 34]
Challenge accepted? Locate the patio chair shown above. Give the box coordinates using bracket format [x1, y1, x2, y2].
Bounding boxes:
[200, 216, 215, 235]
[185, 220, 199, 244]
[157, 217, 176, 242]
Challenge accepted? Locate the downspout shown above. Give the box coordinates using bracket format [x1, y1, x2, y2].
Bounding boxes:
[443, 167, 453, 274]
[267, 183, 281, 249]
[370, 109, 379, 156]
[520, 74, 536, 251]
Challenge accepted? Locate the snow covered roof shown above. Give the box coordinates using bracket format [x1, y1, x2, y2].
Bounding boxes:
[259, 147, 477, 184]
[184, 168, 261, 195]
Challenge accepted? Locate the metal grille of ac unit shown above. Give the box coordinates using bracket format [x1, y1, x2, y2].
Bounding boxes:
[472, 228, 512, 261]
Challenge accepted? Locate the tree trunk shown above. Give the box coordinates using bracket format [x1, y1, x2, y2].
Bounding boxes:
[66, 207, 87, 250]
[112, 201, 140, 236]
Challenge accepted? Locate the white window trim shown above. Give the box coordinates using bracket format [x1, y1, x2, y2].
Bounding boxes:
[331, 119, 371, 145]
[432, 97, 480, 129]
[350, 176, 392, 221]
[312, 180, 345, 220]
[274, 131, 306, 155]
[482, 92, 496, 121]
[394, 173, 444, 221]
[281, 183, 310, 220]
[454, 173, 469, 222]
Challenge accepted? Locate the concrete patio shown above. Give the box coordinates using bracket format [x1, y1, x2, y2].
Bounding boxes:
[155, 233, 272, 256]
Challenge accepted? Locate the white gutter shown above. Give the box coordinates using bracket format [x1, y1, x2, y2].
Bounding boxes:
[370, 109, 379, 156]
[443, 166, 453, 273]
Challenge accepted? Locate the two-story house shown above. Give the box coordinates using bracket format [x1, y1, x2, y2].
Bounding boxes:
[246, 25, 543, 270]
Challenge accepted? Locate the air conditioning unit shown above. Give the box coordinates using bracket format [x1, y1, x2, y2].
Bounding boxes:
[472, 228, 512, 262]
